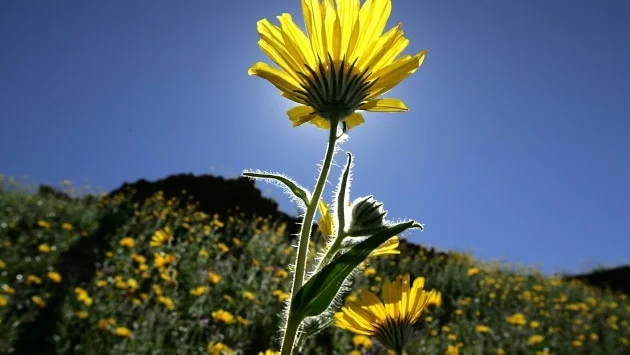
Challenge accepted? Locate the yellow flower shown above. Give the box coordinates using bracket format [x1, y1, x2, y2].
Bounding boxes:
[119, 237, 135, 248]
[237, 315, 251, 326]
[275, 268, 288, 279]
[199, 248, 209, 257]
[75, 310, 89, 319]
[38, 243, 50, 254]
[208, 271, 222, 284]
[0, 295, 8, 307]
[506, 313, 527, 326]
[37, 220, 51, 229]
[1, 284, 15, 294]
[74, 287, 93, 306]
[207, 341, 233, 355]
[217, 242, 230, 253]
[363, 267, 377, 278]
[26, 275, 42, 285]
[530, 320, 540, 329]
[212, 309, 235, 324]
[273, 289, 290, 302]
[0, 259, 5, 269]
[158, 296, 175, 310]
[497, 349, 506, 355]
[150, 227, 172, 247]
[243, 291, 256, 301]
[47, 271, 62, 283]
[335, 274, 440, 352]
[32, 295, 46, 308]
[249, 0, 427, 130]
[475, 324, 490, 333]
[445, 344, 460, 355]
[349, 351, 361, 355]
[114, 327, 132, 337]
[467, 267, 480, 276]
[190, 286, 208, 296]
[154, 252, 176, 268]
[528, 334, 545, 345]
[258, 350, 279, 355]
[61, 223, 73, 231]
[352, 334, 372, 349]
[96, 280, 108, 288]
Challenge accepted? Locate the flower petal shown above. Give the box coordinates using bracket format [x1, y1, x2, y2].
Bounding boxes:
[368, 50, 427, 98]
[342, 112, 365, 129]
[359, 98, 408, 112]
[287, 105, 318, 127]
[248, 62, 302, 98]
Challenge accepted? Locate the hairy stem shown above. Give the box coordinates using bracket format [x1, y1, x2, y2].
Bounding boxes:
[280, 119, 339, 355]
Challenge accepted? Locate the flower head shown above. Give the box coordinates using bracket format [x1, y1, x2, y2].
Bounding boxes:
[249, 0, 427, 130]
[335, 274, 440, 352]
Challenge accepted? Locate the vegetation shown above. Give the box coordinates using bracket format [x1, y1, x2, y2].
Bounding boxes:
[0, 179, 628, 354]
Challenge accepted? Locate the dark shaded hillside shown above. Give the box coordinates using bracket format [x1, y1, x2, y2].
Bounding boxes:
[565, 265, 630, 295]
[109, 173, 304, 235]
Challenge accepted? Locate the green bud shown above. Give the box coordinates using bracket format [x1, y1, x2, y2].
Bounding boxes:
[347, 196, 387, 236]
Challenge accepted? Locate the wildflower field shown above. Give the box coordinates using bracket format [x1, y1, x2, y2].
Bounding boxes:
[0, 182, 629, 355]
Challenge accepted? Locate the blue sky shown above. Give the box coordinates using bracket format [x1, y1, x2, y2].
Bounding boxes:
[1, 0, 629, 275]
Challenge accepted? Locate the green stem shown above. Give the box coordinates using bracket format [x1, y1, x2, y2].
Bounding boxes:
[280, 119, 339, 355]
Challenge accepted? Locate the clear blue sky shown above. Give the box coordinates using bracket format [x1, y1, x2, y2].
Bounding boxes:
[1, 1, 629, 275]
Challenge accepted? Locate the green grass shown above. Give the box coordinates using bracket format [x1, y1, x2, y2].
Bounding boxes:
[0, 183, 628, 354]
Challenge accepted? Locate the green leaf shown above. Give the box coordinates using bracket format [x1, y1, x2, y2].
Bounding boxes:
[291, 220, 422, 319]
[242, 171, 310, 207]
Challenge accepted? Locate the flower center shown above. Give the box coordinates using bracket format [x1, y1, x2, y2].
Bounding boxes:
[374, 316, 414, 353]
[293, 54, 378, 121]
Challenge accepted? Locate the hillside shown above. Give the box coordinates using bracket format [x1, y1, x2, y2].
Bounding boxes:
[0, 175, 628, 354]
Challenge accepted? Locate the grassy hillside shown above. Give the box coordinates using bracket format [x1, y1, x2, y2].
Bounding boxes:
[0, 182, 628, 354]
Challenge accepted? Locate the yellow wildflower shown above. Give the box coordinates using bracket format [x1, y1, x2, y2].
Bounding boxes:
[212, 309, 235, 324]
[114, 327, 132, 337]
[150, 227, 172, 247]
[249, 0, 428, 130]
[61, 223, 73, 231]
[207, 341, 233, 355]
[335, 274, 440, 352]
[38, 243, 50, 254]
[37, 220, 51, 228]
[190, 286, 208, 296]
[47, 271, 62, 283]
[119, 237, 135, 248]
[32, 295, 46, 308]
[352, 334, 372, 349]
[208, 271, 222, 284]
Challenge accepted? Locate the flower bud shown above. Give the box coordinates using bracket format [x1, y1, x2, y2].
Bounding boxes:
[347, 196, 387, 236]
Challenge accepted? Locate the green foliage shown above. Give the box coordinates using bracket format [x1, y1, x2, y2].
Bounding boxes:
[0, 184, 629, 354]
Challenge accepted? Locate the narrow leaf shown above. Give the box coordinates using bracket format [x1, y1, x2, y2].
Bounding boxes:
[291, 220, 421, 319]
[242, 171, 310, 207]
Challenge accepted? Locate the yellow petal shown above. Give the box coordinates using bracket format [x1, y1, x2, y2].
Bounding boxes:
[302, 0, 326, 61]
[353, 0, 391, 63]
[359, 289, 387, 323]
[318, 199, 335, 241]
[248, 62, 302, 97]
[369, 236, 400, 257]
[257, 19, 303, 81]
[342, 112, 365, 129]
[287, 105, 318, 127]
[336, 0, 360, 55]
[277, 13, 317, 69]
[359, 98, 408, 112]
[368, 50, 427, 98]
[309, 115, 331, 129]
[323, 0, 342, 63]
[360, 23, 404, 72]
